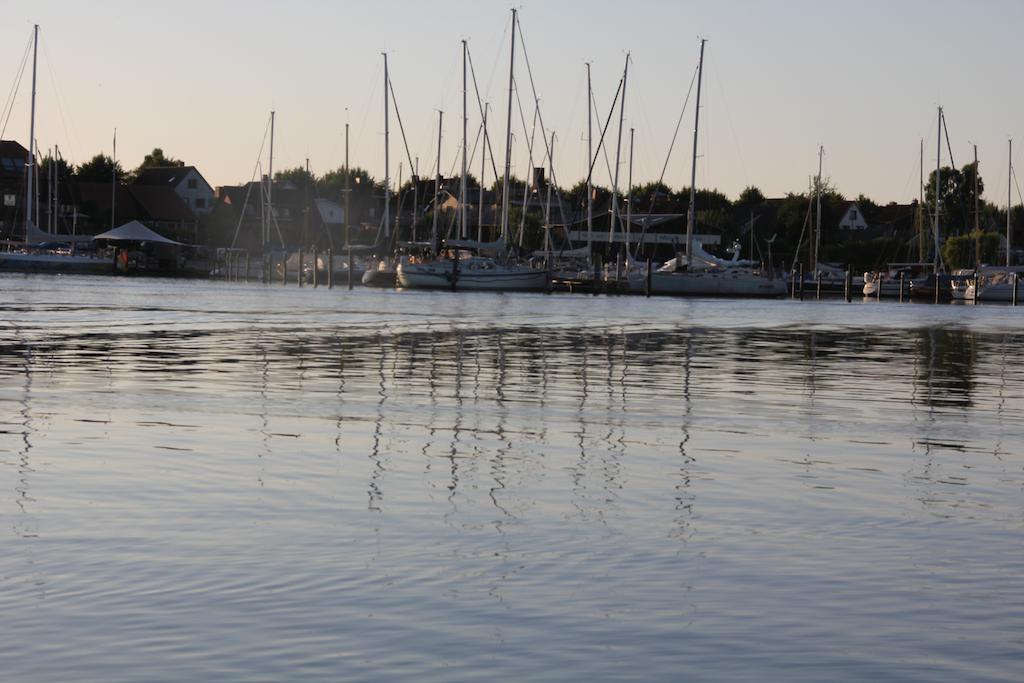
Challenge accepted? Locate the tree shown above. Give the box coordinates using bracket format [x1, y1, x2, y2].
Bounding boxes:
[737, 185, 766, 207]
[136, 147, 183, 175]
[75, 154, 126, 183]
[39, 156, 74, 182]
[632, 181, 676, 212]
[274, 166, 316, 187]
[318, 166, 374, 200]
[925, 162, 984, 236]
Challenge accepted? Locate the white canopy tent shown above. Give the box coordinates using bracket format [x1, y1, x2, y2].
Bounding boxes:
[92, 221, 183, 245]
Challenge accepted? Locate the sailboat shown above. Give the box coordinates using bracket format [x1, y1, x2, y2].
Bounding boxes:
[0, 25, 112, 275]
[965, 139, 1021, 301]
[628, 40, 785, 297]
[397, 11, 548, 292]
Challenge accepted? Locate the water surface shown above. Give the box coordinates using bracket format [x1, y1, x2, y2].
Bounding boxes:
[1, 274, 1023, 681]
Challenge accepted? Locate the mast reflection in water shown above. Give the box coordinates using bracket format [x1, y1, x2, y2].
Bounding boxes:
[1, 275, 1023, 682]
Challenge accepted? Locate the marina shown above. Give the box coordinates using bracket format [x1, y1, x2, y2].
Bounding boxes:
[3, 3, 1024, 681]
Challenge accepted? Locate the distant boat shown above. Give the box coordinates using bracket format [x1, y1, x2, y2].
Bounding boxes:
[0, 26, 114, 275]
[397, 251, 548, 291]
[965, 267, 1024, 302]
[626, 40, 784, 298]
[396, 13, 550, 293]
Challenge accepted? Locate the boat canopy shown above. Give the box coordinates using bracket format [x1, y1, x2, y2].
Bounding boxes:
[92, 221, 182, 245]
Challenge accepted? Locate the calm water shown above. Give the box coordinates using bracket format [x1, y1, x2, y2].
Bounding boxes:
[1, 274, 1023, 682]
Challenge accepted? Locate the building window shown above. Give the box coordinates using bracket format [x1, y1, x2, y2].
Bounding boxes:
[195, 198, 205, 209]
[187, 178, 197, 189]
[850, 209, 858, 220]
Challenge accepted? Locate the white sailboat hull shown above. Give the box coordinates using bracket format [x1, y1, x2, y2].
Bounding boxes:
[629, 269, 786, 297]
[0, 251, 113, 274]
[398, 260, 549, 291]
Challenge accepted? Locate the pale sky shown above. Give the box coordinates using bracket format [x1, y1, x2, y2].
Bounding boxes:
[3, 0, 1023, 205]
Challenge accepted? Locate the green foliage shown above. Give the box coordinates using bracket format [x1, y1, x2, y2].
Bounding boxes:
[737, 185, 765, 206]
[508, 206, 545, 251]
[75, 154, 126, 183]
[136, 148, 183, 174]
[941, 231, 1002, 269]
[317, 166, 373, 200]
[39, 155, 73, 180]
[925, 162, 984, 235]
[274, 166, 315, 187]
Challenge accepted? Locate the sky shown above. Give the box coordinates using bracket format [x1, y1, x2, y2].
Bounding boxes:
[3, 0, 1024, 205]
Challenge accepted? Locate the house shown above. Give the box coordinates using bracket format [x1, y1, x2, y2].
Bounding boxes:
[134, 166, 215, 215]
[0, 140, 29, 240]
[838, 202, 869, 230]
[75, 181, 198, 242]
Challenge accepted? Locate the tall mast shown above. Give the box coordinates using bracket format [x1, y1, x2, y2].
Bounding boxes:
[918, 138, 925, 262]
[586, 62, 593, 255]
[267, 111, 275, 248]
[479, 104, 487, 242]
[1009, 139, 1013, 268]
[814, 145, 823, 273]
[111, 129, 117, 230]
[608, 53, 629, 244]
[47, 148, 53, 232]
[383, 54, 391, 239]
[973, 144, 980, 268]
[461, 40, 468, 240]
[544, 131, 555, 249]
[24, 24, 38, 241]
[500, 8, 517, 247]
[54, 145, 60, 233]
[344, 119, 350, 248]
[933, 107, 941, 272]
[432, 110, 443, 250]
[626, 127, 634, 255]
[686, 39, 706, 268]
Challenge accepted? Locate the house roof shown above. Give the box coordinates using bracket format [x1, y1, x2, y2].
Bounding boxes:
[0, 140, 29, 177]
[134, 165, 213, 193]
[130, 185, 196, 222]
[0, 140, 29, 160]
[76, 181, 195, 223]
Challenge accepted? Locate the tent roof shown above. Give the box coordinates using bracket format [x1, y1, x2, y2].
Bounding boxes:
[92, 220, 182, 245]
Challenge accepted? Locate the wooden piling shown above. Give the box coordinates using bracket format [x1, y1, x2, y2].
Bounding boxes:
[282, 254, 287, 286]
[245, 254, 250, 282]
[327, 249, 334, 289]
[347, 246, 354, 290]
[645, 257, 653, 298]
[844, 269, 852, 303]
[798, 263, 804, 301]
[1013, 273, 1019, 306]
[934, 273, 940, 304]
[297, 251, 304, 287]
[816, 271, 822, 300]
[451, 248, 459, 292]
[898, 271, 905, 303]
[312, 249, 318, 287]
